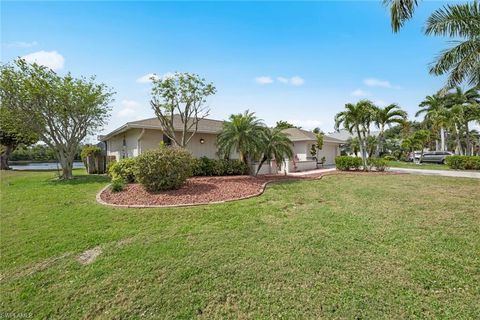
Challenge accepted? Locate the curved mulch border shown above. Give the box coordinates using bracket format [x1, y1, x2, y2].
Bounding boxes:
[96, 171, 400, 208]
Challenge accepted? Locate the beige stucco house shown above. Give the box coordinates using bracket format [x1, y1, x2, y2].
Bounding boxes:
[99, 116, 345, 173]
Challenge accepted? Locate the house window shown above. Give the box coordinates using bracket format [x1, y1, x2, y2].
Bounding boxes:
[163, 134, 172, 146]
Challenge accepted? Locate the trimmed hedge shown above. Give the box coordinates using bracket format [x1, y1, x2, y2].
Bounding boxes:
[368, 158, 389, 172]
[335, 156, 362, 171]
[108, 158, 137, 183]
[192, 157, 249, 176]
[445, 156, 480, 170]
[136, 147, 193, 192]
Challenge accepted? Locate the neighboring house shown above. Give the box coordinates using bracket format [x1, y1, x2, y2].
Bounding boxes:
[99, 116, 345, 173]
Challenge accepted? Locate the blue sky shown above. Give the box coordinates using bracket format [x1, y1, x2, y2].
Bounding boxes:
[2, 1, 455, 139]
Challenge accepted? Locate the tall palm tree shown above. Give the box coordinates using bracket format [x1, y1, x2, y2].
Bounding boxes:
[417, 93, 448, 151]
[255, 128, 293, 175]
[445, 86, 480, 155]
[334, 100, 376, 170]
[426, 1, 480, 87]
[217, 110, 267, 164]
[374, 103, 407, 157]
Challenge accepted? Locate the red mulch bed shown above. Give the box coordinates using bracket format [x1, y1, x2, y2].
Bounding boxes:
[100, 174, 318, 207]
[99, 171, 400, 207]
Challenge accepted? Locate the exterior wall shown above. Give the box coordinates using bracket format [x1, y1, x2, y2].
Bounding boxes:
[106, 128, 142, 160]
[291, 141, 311, 161]
[317, 142, 340, 165]
[251, 160, 279, 175]
[106, 128, 238, 160]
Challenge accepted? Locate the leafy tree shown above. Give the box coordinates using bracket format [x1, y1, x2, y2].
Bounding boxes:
[217, 110, 267, 165]
[255, 128, 293, 175]
[334, 100, 377, 170]
[275, 120, 298, 130]
[373, 103, 407, 157]
[0, 59, 114, 179]
[150, 72, 216, 147]
[402, 130, 431, 161]
[426, 1, 480, 87]
[0, 105, 38, 169]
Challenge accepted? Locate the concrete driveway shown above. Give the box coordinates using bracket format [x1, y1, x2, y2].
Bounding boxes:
[388, 167, 480, 179]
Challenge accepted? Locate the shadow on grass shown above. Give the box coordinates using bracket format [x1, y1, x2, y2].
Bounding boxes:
[48, 174, 110, 186]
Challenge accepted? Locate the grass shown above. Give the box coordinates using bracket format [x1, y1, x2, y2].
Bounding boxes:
[387, 161, 452, 170]
[1, 170, 479, 319]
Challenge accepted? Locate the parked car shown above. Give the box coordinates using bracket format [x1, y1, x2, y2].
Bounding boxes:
[420, 151, 453, 164]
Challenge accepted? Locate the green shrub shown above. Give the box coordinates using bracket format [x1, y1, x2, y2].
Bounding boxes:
[110, 179, 125, 193]
[136, 147, 193, 192]
[383, 155, 397, 161]
[108, 158, 137, 183]
[191, 157, 249, 176]
[368, 158, 389, 172]
[80, 145, 101, 160]
[445, 156, 480, 170]
[335, 156, 362, 171]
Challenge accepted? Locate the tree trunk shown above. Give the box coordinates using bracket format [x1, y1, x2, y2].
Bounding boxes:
[440, 127, 446, 151]
[435, 139, 439, 151]
[356, 127, 368, 171]
[375, 126, 384, 158]
[465, 122, 471, 156]
[454, 124, 463, 155]
[0, 144, 14, 170]
[255, 156, 267, 176]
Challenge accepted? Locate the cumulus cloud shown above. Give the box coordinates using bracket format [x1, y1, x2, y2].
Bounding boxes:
[351, 89, 370, 97]
[4, 41, 38, 48]
[269, 76, 305, 86]
[118, 99, 139, 117]
[373, 99, 388, 107]
[255, 76, 274, 85]
[136, 72, 175, 83]
[22, 50, 64, 70]
[290, 76, 305, 86]
[288, 119, 322, 130]
[363, 78, 400, 89]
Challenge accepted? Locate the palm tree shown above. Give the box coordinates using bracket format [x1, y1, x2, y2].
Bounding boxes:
[445, 86, 480, 155]
[426, 1, 480, 87]
[374, 104, 407, 157]
[345, 137, 360, 156]
[217, 110, 267, 164]
[255, 128, 293, 175]
[417, 93, 448, 151]
[383, 0, 419, 32]
[334, 100, 376, 170]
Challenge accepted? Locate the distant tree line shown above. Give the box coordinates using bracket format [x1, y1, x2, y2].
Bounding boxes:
[9, 144, 82, 162]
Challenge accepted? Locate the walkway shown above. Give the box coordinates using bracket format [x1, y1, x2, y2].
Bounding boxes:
[388, 167, 480, 179]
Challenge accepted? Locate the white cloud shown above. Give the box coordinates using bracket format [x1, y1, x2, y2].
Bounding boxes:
[288, 119, 322, 130]
[275, 76, 305, 86]
[255, 76, 274, 85]
[363, 78, 400, 89]
[351, 89, 370, 97]
[4, 41, 38, 48]
[136, 73, 159, 83]
[118, 99, 139, 117]
[374, 99, 388, 107]
[136, 72, 175, 83]
[22, 50, 64, 70]
[290, 76, 305, 86]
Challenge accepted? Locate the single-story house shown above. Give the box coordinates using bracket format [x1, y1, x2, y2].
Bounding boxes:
[98, 116, 345, 173]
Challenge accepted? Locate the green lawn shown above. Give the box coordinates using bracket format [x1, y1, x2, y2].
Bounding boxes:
[1, 170, 479, 319]
[387, 161, 452, 170]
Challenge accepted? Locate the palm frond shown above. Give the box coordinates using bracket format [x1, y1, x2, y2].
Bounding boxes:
[425, 1, 480, 38]
[384, 0, 419, 33]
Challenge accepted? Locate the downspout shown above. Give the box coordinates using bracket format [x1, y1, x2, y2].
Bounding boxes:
[137, 129, 146, 156]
